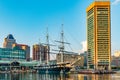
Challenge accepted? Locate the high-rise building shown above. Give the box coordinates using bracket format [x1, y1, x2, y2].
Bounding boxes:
[32, 44, 49, 62]
[80, 51, 88, 67]
[111, 56, 120, 68]
[86, 0, 111, 70]
[12, 44, 30, 61]
[3, 34, 16, 49]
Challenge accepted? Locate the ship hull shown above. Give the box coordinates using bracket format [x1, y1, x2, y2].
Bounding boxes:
[37, 67, 71, 74]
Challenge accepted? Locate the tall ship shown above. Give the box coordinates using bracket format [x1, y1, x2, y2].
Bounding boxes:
[34, 24, 73, 74]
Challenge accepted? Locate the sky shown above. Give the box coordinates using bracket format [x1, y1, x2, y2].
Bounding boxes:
[0, 0, 120, 57]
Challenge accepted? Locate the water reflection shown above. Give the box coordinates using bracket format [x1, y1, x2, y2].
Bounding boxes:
[77, 74, 112, 80]
[0, 73, 120, 80]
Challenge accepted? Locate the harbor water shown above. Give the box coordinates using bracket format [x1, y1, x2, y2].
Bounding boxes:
[0, 72, 120, 80]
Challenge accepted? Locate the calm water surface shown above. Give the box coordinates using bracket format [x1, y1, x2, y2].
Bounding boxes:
[0, 73, 120, 80]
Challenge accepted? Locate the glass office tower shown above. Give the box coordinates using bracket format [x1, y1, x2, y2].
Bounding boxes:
[86, 0, 111, 70]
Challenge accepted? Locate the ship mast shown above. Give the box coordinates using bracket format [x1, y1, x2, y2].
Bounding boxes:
[60, 24, 64, 63]
[44, 27, 56, 63]
[46, 27, 49, 64]
[39, 39, 42, 64]
[55, 24, 70, 63]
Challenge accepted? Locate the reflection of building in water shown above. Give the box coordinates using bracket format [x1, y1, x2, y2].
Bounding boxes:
[39, 74, 58, 80]
[11, 73, 20, 80]
[92, 74, 111, 80]
[0, 73, 114, 80]
[77, 74, 84, 80]
[77, 74, 112, 80]
[0, 73, 10, 80]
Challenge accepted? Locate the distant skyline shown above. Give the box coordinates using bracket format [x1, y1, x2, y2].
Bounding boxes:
[0, 0, 120, 57]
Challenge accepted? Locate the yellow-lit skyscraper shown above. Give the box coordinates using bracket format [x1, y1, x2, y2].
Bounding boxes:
[86, 0, 111, 70]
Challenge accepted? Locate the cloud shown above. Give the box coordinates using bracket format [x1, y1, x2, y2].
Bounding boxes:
[80, 40, 87, 53]
[112, 0, 120, 5]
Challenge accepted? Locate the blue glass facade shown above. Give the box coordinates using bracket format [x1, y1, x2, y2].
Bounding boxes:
[0, 48, 26, 60]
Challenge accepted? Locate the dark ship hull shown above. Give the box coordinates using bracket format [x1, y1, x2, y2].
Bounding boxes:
[35, 65, 71, 74]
